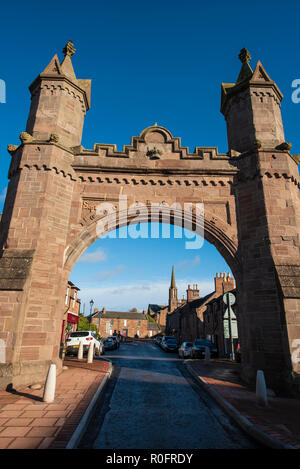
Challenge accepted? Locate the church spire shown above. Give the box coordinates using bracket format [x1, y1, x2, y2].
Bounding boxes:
[169, 265, 178, 312]
[170, 265, 176, 288]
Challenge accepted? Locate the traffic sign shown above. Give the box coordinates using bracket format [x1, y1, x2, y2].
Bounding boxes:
[224, 319, 238, 339]
[223, 292, 235, 305]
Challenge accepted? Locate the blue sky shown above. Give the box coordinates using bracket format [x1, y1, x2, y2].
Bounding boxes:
[71, 225, 230, 312]
[0, 0, 299, 311]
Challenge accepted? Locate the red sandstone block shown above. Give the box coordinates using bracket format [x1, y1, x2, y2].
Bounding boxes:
[19, 347, 40, 360]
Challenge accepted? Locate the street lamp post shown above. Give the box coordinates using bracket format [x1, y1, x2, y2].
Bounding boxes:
[89, 299, 94, 324]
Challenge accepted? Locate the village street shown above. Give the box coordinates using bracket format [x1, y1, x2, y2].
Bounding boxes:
[78, 341, 260, 449]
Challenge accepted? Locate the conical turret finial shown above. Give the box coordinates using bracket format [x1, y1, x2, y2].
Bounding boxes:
[236, 47, 253, 84]
[238, 48, 251, 64]
[63, 40, 76, 58]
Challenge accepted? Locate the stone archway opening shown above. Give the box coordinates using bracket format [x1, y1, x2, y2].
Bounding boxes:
[65, 218, 237, 358]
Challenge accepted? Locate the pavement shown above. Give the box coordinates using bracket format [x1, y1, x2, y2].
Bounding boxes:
[0, 348, 300, 449]
[0, 357, 111, 449]
[186, 358, 300, 449]
[87, 341, 257, 449]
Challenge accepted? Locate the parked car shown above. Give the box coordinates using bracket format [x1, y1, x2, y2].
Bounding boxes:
[178, 341, 193, 358]
[97, 337, 105, 355]
[103, 337, 117, 351]
[191, 339, 218, 359]
[66, 331, 103, 356]
[160, 336, 179, 352]
[155, 336, 163, 346]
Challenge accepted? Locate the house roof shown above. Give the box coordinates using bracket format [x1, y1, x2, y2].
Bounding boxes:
[148, 304, 167, 314]
[68, 280, 80, 291]
[205, 288, 236, 306]
[93, 311, 148, 321]
[168, 292, 215, 317]
[147, 323, 160, 331]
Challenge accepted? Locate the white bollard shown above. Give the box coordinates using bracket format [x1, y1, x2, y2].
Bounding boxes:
[256, 370, 268, 406]
[204, 346, 211, 363]
[87, 342, 94, 364]
[43, 363, 56, 403]
[78, 340, 83, 359]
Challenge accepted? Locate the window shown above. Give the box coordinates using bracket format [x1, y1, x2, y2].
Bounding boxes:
[70, 332, 89, 338]
[124, 320, 127, 326]
[137, 320, 141, 327]
[137, 330, 140, 336]
[65, 287, 69, 305]
[106, 322, 110, 333]
[110, 320, 114, 326]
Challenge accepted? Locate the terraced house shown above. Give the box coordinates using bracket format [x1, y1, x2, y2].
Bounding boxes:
[166, 273, 235, 345]
[90, 308, 159, 338]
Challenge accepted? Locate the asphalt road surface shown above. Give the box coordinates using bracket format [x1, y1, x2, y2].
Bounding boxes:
[78, 341, 260, 449]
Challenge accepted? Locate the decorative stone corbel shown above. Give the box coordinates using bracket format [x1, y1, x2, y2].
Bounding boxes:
[7, 145, 18, 155]
[146, 146, 163, 159]
[228, 149, 241, 158]
[253, 139, 262, 150]
[275, 142, 292, 152]
[19, 132, 34, 144]
[49, 133, 60, 143]
[291, 154, 300, 164]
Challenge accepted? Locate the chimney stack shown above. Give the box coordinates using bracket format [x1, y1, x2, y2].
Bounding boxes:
[187, 285, 193, 302]
[214, 273, 224, 294]
[193, 284, 200, 298]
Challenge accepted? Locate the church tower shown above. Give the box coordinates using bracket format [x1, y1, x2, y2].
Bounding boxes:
[168, 265, 178, 312]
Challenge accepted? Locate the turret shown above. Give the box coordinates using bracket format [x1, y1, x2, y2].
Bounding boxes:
[26, 40, 91, 147]
[221, 48, 286, 154]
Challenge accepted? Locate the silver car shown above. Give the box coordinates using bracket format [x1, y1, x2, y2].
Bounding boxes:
[178, 341, 193, 358]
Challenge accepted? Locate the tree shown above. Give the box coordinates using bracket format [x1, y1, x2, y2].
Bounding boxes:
[77, 314, 100, 338]
[129, 308, 138, 312]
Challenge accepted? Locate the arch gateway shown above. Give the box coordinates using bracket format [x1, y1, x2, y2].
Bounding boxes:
[0, 42, 300, 394]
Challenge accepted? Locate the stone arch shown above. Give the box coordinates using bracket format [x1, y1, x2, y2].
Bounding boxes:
[1, 44, 300, 395]
[63, 206, 240, 279]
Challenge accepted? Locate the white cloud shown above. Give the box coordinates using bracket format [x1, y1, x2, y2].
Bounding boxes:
[175, 255, 201, 271]
[77, 248, 107, 263]
[78, 279, 214, 312]
[93, 264, 126, 280]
